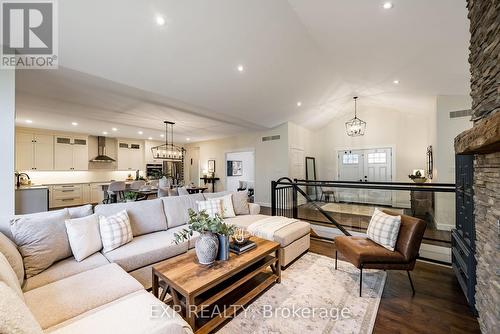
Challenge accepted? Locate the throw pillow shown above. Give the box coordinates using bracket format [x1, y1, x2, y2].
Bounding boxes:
[211, 194, 236, 218]
[0, 282, 44, 334]
[68, 204, 93, 218]
[98, 210, 133, 253]
[232, 191, 250, 215]
[197, 200, 224, 218]
[10, 209, 72, 278]
[65, 214, 103, 262]
[0, 252, 23, 300]
[366, 209, 401, 251]
[0, 232, 24, 286]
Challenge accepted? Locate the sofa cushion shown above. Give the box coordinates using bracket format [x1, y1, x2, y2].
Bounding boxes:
[10, 209, 72, 278]
[103, 230, 188, 272]
[0, 251, 23, 299]
[99, 210, 133, 253]
[232, 191, 250, 215]
[203, 191, 231, 200]
[65, 214, 103, 261]
[162, 194, 205, 228]
[0, 282, 43, 334]
[68, 204, 93, 219]
[22, 252, 109, 292]
[0, 232, 24, 285]
[208, 193, 236, 218]
[225, 215, 310, 247]
[24, 263, 143, 329]
[45, 290, 193, 334]
[94, 199, 168, 236]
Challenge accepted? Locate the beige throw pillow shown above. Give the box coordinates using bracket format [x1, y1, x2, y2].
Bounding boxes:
[65, 214, 103, 262]
[99, 210, 133, 253]
[232, 191, 250, 215]
[0, 282, 43, 334]
[197, 200, 224, 218]
[10, 209, 72, 278]
[0, 232, 24, 285]
[210, 194, 236, 218]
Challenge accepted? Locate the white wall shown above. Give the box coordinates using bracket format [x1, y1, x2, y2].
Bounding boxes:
[433, 95, 472, 229]
[185, 123, 289, 206]
[225, 151, 255, 192]
[0, 70, 16, 238]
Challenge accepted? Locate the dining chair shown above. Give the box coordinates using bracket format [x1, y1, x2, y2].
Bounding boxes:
[107, 181, 126, 203]
[130, 180, 146, 190]
[178, 186, 189, 196]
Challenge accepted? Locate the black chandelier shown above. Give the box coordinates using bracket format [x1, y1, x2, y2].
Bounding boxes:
[151, 121, 185, 161]
[345, 96, 366, 137]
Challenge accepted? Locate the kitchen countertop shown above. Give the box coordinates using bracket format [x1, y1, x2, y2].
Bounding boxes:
[16, 186, 49, 190]
[18, 180, 141, 188]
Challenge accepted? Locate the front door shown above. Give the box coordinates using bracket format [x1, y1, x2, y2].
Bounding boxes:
[338, 148, 392, 205]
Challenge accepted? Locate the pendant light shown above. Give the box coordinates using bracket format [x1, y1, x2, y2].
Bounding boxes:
[151, 121, 185, 161]
[345, 96, 366, 136]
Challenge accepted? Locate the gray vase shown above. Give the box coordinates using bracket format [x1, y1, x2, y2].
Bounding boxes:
[195, 232, 219, 265]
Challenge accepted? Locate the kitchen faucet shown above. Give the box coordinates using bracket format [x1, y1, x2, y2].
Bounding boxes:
[16, 172, 30, 188]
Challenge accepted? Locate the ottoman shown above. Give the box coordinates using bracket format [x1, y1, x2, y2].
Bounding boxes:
[225, 214, 311, 267]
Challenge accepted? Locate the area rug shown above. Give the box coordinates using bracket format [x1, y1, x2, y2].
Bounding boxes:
[321, 202, 404, 217]
[218, 253, 386, 334]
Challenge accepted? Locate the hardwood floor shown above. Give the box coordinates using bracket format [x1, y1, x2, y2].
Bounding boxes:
[310, 238, 480, 334]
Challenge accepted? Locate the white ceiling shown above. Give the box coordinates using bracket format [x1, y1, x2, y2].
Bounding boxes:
[15, 0, 470, 141]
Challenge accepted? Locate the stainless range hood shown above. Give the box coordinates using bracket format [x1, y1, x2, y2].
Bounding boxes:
[89, 136, 116, 163]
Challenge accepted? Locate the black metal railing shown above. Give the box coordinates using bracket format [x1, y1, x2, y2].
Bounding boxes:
[271, 178, 457, 242]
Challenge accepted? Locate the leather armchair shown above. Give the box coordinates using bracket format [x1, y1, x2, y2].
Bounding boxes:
[335, 210, 426, 297]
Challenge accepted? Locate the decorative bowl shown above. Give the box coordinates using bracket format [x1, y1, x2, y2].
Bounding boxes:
[232, 229, 251, 245]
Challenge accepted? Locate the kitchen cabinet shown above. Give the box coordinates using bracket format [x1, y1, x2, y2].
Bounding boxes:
[54, 136, 89, 171]
[16, 132, 54, 171]
[117, 140, 144, 171]
[90, 183, 108, 204]
[50, 184, 84, 208]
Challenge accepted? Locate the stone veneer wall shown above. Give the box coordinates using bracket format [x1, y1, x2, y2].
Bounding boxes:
[473, 152, 500, 333]
[467, 0, 499, 121]
[465, 0, 500, 332]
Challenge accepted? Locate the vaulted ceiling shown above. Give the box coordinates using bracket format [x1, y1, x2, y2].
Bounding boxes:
[16, 0, 470, 141]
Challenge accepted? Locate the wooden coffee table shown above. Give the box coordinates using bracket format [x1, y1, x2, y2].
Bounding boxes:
[152, 236, 281, 333]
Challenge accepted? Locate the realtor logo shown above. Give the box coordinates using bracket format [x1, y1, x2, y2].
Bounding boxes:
[1, 0, 58, 69]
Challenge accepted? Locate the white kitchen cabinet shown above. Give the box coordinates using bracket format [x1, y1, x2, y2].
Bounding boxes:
[117, 140, 144, 171]
[90, 183, 107, 204]
[15, 132, 54, 171]
[50, 184, 84, 208]
[54, 136, 88, 171]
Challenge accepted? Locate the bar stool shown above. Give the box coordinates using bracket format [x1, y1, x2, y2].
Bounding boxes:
[107, 181, 126, 203]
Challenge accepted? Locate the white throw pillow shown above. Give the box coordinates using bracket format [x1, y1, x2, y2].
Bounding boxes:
[197, 200, 224, 218]
[98, 210, 133, 253]
[211, 194, 236, 218]
[65, 214, 103, 262]
[366, 209, 401, 251]
[0, 282, 43, 334]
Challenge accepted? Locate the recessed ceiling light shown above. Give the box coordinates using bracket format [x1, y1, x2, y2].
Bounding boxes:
[156, 15, 165, 26]
[237, 65, 244, 72]
[71, 122, 78, 126]
[102, 131, 108, 135]
[148, 137, 153, 140]
[186, 138, 191, 141]
[111, 127, 118, 132]
[393, 79, 400, 84]
[138, 131, 143, 135]
[383, 2, 393, 9]
[160, 134, 165, 138]
[25, 119, 33, 124]
[296, 101, 302, 107]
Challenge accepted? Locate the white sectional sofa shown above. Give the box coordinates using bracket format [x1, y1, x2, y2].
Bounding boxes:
[0, 191, 310, 333]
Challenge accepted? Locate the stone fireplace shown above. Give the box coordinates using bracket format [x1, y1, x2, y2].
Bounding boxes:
[454, 0, 499, 333]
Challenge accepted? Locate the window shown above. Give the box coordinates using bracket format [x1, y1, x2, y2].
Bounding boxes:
[368, 152, 386, 164]
[343, 154, 359, 164]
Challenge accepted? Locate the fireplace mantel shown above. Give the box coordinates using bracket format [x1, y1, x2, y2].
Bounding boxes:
[455, 111, 500, 154]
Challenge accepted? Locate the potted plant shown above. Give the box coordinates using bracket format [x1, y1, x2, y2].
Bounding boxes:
[173, 209, 221, 265]
[408, 170, 427, 183]
[123, 191, 137, 202]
